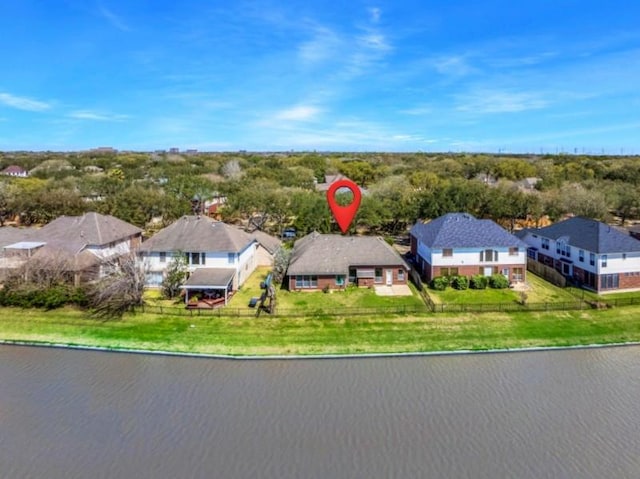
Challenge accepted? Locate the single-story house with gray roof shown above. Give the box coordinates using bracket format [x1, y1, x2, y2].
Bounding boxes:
[286, 232, 409, 291]
[410, 213, 528, 283]
[517, 216, 640, 292]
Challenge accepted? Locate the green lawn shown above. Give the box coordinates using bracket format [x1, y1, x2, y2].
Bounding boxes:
[428, 273, 580, 305]
[232, 267, 426, 312]
[3, 304, 640, 356]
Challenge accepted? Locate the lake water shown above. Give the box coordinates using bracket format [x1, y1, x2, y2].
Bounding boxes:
[2, 345, 640, 478]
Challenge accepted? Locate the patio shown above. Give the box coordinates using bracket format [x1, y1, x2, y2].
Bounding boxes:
[183, 268, 236, 309]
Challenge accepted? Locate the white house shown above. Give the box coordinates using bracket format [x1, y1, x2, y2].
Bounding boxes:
[139, 216, 258, 293]
[410, 213, 528, 283]
[517, 216, 640, 293]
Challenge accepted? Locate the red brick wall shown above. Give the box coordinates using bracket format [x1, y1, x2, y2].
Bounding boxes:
[410, 235, 418, 256]
[287, 266, 408, 291]
[619, 273, 640, 290]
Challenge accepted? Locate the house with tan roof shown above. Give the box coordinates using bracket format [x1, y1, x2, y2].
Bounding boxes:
[2, 212, 142, 285]
[286, 232, 409, 291]
[139, 216, 258, 300]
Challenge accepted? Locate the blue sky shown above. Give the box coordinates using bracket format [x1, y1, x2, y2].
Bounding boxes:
[1, 1, 640, 153]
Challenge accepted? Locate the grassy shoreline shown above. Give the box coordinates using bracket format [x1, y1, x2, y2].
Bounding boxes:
[2, 305, 640, 356]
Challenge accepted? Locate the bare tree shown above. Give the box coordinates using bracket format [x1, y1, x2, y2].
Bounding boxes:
[88, 253, 146, 319]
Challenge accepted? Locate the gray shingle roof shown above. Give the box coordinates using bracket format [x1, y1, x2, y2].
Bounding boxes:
[410, 213, 526, 249]
[33, 212, 142, 247]
[287, 232, 408, 275]
[140, 216, 255, 253]
[183, 268, 236, 288]
[250, 230, 282, 254]
[530, 217, 640, 254]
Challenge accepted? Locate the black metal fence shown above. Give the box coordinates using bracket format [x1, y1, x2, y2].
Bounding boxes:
[427, 300, 586, 314]
[137, 304, 429, 318]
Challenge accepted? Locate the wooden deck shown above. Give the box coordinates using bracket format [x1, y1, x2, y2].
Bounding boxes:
[186, 292, 235, 309]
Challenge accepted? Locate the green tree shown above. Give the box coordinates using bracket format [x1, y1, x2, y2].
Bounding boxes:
[162, 253, 188, 299]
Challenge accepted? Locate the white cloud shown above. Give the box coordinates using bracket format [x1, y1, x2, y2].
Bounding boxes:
[0, 92, 51, 111]
[433, 55, 477, 77]
[298, 27, 342, 64]
[68, 110, 129, 121]
[369, 7, 381, 23]
[98, 5, 130, 32]
[456, 89, 548, 114]
[274, 105, 321, 121]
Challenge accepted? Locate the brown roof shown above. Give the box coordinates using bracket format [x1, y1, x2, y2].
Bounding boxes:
[1, 165, 28, 175]
[140, 216, 255, 253]
[287, 232, 408, 275]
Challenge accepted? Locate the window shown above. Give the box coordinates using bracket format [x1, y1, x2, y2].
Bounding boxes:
[442, 248, 453, 257]
[509, 247, 519, 256]
[602, 255, 607, 268]
[557, 240, 571, 258]
[295, 275, 318, 289]
[335, 275, 345, 286]
[601, 274, 619, 290]
[375, 268, 383, 283]
[527, 248, 537, 260]
[579, 250, 584, 262]
[191, 252, 200, 265]
[349, 268, 357, 283]
[398, 269, 405, 281]
[201, 253, 206, 265]
[513, 267, 524, 281]
[441, 267, 449, 277]
[541, 238, 549, 250]
[481, 249, 498, 262]
[159, 252, 166, 263]
[589, 253, 595, 266]
[227, 253, 235, 264]
[449, 267, 459, 276]
[623, 253, 627, 260]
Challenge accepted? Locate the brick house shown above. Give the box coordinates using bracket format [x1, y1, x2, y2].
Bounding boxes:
[517, 216, 640, 293]
[410, 213, 527, 283]
[286, 232, 409, 291]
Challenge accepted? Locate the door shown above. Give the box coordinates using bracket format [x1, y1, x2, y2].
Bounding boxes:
[386, 269, 393, 285]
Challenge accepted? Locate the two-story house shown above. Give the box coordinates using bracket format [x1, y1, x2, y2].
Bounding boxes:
[517, 216, 640, 293]
[2, 212, 143, 285]
[410, 213, 528, 283]
[139, 216, 258, 293]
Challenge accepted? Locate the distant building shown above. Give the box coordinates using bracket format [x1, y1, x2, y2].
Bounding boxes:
[1, 165, 29, 177]
[169, 147, 180, 154]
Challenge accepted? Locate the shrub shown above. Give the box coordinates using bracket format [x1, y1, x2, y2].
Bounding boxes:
[489, 274, 510, 289]
[470, 275, 488, 289]
[430, 276, 450, 291]
[451, 275, 469, 290]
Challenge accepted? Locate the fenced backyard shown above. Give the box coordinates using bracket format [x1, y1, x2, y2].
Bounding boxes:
[140, 267, 640, 318]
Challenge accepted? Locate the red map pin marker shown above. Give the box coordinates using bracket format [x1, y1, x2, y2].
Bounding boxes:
[326, 179, 362, 234]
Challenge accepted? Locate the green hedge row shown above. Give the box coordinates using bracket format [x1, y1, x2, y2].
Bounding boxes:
[0, 286, 88, 310]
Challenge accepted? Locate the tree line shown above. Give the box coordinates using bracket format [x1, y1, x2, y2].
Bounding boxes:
[1, 151, 639, 236]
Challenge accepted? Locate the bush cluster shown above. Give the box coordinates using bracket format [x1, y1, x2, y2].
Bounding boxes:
[470, 275, 488, 289]
[489, 274, 510, 289]
[0, 286, 87, 310]
[431, 273, 510, 291]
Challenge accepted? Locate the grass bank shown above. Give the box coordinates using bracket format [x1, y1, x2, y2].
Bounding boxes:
[2, 305, 640, 356]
